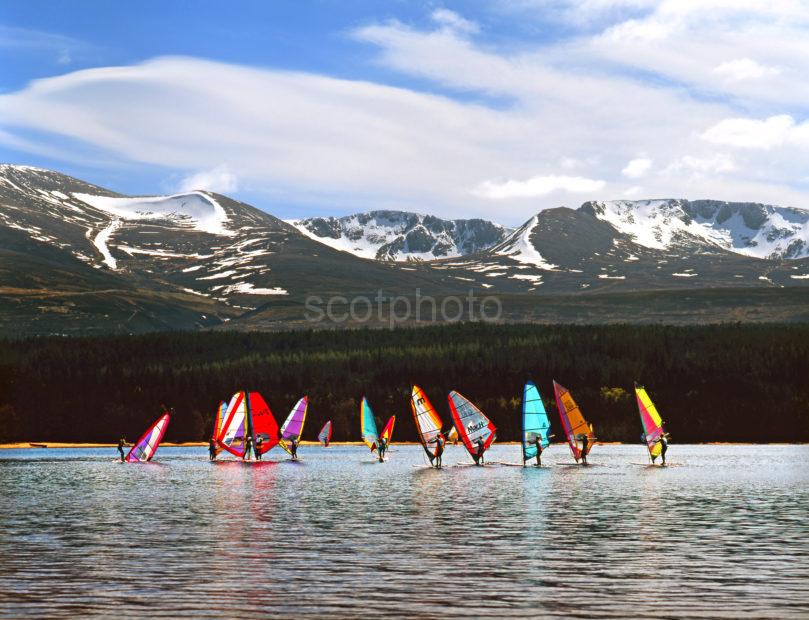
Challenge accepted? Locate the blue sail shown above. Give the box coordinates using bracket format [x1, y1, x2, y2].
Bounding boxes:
[522, 381, 551, 461]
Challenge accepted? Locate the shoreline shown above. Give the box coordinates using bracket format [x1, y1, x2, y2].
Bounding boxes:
[2, 441, 806, 449]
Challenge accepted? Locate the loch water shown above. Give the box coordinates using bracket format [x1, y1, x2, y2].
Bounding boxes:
[1, 444, 807, 618]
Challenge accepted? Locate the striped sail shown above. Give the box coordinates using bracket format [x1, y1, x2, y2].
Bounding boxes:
[448, 391, 496, 459]
[380, 416, 396, 443]
[522, 381, 551, 461]
[636, 385, 664, 458]
[318, 420, 332, 446]
[279, 396, 308, 454]
[126, 413, 170, 462]
[553, 381, 595, 461]
[411, 385, 443, 458]
[217, 391, 249, 458]
[360, 397, 379, 452]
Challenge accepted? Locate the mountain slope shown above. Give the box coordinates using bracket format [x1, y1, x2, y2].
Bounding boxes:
[292, 210, 509, 261]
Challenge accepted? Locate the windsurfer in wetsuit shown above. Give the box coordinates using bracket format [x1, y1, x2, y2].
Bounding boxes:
[208, 439, 217, 461]
[378, 437, 388, 462]
[117, 437, 126, 462]
[534, 433, 544, 467]
[290, 438, 298, 460]
[658, 435, 668, 465]
[244, 435, 254, 461]
[474, 437, 485, 466]
[434, 434, 445, 468]
[580, 434, 589, 465]
[255, 435, 263, 461]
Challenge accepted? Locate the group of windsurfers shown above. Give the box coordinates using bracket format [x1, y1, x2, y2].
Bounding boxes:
[208, 432, 300, 462]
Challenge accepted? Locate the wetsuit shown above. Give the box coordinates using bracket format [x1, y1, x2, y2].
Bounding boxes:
[434, 436, 445, 468]
[474, 439, 485, 465]
[580, 436, 589, 465]
[208, 439, 217, 461]
[117, 438, 126, 462]
[290, 439, 298, 460]
[378, 439, 387, 462]
[255, 436, 263, 461]
[659, 437, 668, 465]
[244, 436, 254, 461]
[534, 436, 543, 467]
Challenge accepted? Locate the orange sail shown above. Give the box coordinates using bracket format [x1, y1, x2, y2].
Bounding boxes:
[553, 381, 595, 461]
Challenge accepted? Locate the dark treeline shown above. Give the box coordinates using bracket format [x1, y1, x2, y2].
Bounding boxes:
[0, 323, 807, 444]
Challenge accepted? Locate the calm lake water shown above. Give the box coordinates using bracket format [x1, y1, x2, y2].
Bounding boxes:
[1, 444, 807, 618]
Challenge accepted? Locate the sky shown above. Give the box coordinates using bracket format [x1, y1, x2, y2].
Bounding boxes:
[1, 0, 808, 225]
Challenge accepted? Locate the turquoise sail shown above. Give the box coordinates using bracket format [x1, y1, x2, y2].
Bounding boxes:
[522, 381, 551, 461]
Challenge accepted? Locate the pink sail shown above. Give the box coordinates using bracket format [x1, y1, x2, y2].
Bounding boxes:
[126, 413, 170, 462]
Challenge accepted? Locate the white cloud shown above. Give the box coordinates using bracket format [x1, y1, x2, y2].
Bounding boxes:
[621, 157, 652, 178]
[431, 9, 479, 34]
[623, 185, 643, 196]
[474, 175, 606, 199]
[713, 58, 780, 82]
[178, 165, 238, 193]
[667, 153, 735, 174]
[700, 115, 809, 150]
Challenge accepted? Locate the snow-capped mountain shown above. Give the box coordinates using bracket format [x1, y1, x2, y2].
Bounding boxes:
[582, 199, 809, 260]
[292, 211, 509, 261]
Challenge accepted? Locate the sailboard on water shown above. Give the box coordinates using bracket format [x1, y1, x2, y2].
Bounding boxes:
[125, 411, 170, 462]
[635, 384, 666, 462]
[216, 391, 279, 460]
[279, 396, 308, 455]
[360, 397, 379, 452]
[411, 385, 444, 463]
[448, 391, 496, 464]
[380, 415, 396, 444]
[318, 420, 332, 447]
[522, 381, 552, 464]
[553, 381, 595, 462]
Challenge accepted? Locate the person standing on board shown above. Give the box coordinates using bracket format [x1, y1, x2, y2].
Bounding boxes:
[244, 435, 254, 461]
[533, 433, 544, 467]
[208, 439, 217, 461]
[117, 437, 127, 462]
[580, 434, 589, 465]
[378, 437, 388, 462]
[658, 435, 668, 466]
[290, 437, 299, 460]
[434, 434, 445, 468]
[473, 437, 486, 466]
[255, 435, 263, 461]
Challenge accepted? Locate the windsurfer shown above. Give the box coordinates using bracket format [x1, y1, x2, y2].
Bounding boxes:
[378, 437, 388, 462]
[659, 435, 668, 465]
[290, 438, 298, 460]
[244, 435, 254, 461]
[434, 434, 445, 468]
[208, 439, 217, 461]
[473, 437, 485, 465]
[534, 433, 543, 466]
[117, 437, 126, 462]
[255, 435, 263, 461]
[580, 434, 589, 465]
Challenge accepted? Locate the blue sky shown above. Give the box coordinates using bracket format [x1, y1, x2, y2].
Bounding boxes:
[1, 1, 807, 224]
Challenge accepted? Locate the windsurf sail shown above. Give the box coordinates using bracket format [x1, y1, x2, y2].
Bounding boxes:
[126, 412, 170, 462]
[448, 391, 496, 459]
[279, 396, 308, 454]
[553, 381, 595, 461]
[411, 385, 443, 458]
[318, 420, 332, 446]
[248, 391, 280, 456]
[360, 397, 379, 452]
[447, 426, 459, 444]
[522, 381, 551, 462]
[216, 391, 249, 458]
[381, 415, 396, 443]
[216, 391, 279, 458]
[636, 384, 664, 458]
[211, 400, 227, 456]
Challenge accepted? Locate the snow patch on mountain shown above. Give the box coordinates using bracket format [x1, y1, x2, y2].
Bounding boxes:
[73, 192, 233, 236]
[583, 199, 809, 260]
[493, 215, 558, 270]
[292, 211, 509, 261]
